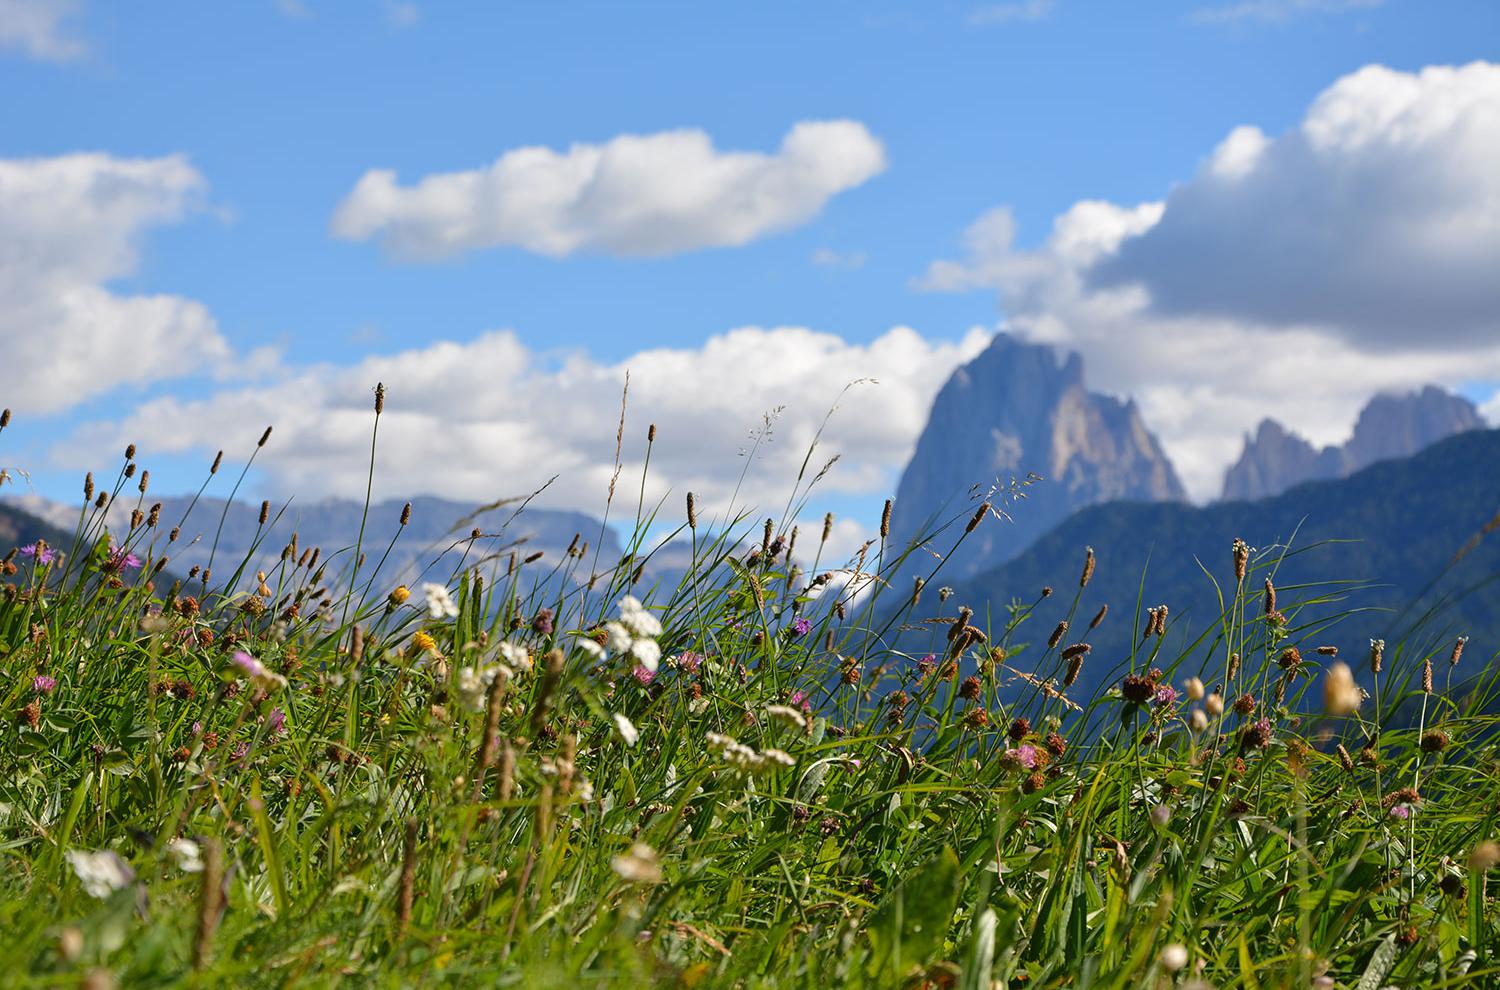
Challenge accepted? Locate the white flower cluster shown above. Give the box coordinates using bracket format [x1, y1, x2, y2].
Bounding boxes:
[67, 848, 134, 899]
[765, 704, 808, 731]
[424, 583, 459, 621]
[577, 595, 663, 671]
[457, 663, 511, 713]
[613, 712, 640, 747]
[455, 641, 532, 712]
[705, 732, 795, 775]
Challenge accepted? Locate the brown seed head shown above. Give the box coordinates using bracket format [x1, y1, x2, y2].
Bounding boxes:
[1422, 657, 1434, 694]
[647, 423, 656, 443]
[1232, 538, 1250, 582]
[1451, 635, 1468, 666]
[138, 470, 149, 494]
[880, 499, 892, 540]
[1369, 638, 1385, 674]
[0, 408, 8, 430]
[210, 450, 223, 474]
[1089, 603, 1108, 630]
[374, 382, 385, 414]
[1263, 577, 1276, 616]
[83, 472, 94, 501]
[1080, 546, 1095, 588]
[686, 492, 697, 529]
[822, 512, 833, 544]
[1048, 620, 1068, 650]
[966, 502, 989, 534]
[400, 502, 411, 526]
[257, 426, 273, 447]
[1008, 717, 1031, 741]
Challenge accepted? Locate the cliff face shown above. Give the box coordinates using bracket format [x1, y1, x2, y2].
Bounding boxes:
[1222, 386, 1484, 501]
[887, 333, 1186, 578]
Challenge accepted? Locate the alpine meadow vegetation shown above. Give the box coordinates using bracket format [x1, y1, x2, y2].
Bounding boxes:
[2, 387, 1500, 989]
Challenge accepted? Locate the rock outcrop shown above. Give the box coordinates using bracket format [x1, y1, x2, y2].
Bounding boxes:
[1222, 386, 1484, 500]
[886, 333, 1186, 578]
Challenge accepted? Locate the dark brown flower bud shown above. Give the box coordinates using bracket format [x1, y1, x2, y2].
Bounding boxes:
[400, 502, 411, 526]
[374, 382, 385, 414]
[257, 426, 273, 447]
[879, 499, 892, 540]
[966, 502, 989, 534]
[687, 492, 697, 530]
[1079, 546, 1095, 588]
[1263, 577, 1276, 617]
[1048, 620, 1068, 650]
[1089, 603, 1108, 630]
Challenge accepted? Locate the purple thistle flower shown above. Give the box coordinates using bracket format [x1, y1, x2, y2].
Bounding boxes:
[1389, 805, 1412, 821]
[33, 674, 57, 694]
[632, 665, 657, 686]
[790, 617, 812, 639]
[1153, 684, 1179, 707]
[1004, 744, 1039, 770]
[674, 651, 703, 674]
[916, 654, 937, 676]
[19, 543, 57, 565]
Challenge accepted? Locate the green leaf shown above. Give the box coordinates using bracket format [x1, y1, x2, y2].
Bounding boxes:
[866, 845, 961, 979]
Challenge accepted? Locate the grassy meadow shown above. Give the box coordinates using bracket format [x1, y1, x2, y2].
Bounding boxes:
[3, 391, 1500, 989]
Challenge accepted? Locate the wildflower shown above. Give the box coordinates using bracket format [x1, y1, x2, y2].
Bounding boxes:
[962, 707, 990, 729]
[617, 595, 662, 638]
[1369, 638, 1385, 674]
[916, 654, 937, 677]
[1159, 944, 1189, 973]
[604, 622, 634, 653]
[1183, 676, 1204, 701]
[611, 842, 663, 884]
[1153, 684, 1179, 708]
[423, 583, 459, 620]
[1121, 674, 1156, 705]
[576, 637, 605, 660]
[1045, 731, 1067, 757]
[1239, 718, 1273, 750]
[1150, 804, 1172, 827]
[106, 544, 142, 572]
[497, 641, 531, 672]
[1450, 635, 1468, 666]
[766, 704, 808, 730]
[1205, 692, 1224, 716]
[1420, 729, 1450, 753]
[788, 690, 811, 713]
[613, 713, 639, 747]
[1232, 538, 1250, 582]
[266, 708, 287, 736]
[629, 638, 662, 672]
[531, 609, 554, 636]
[1322, 662, 1362, 716]
[1232, 693, 1256, 717]
[959, 676, 982, 700]
[673, 651, 703, 674]
[412, 631, 437, 654]
[1189, 709, 1209, 732]
[19, 542, 57, 565]
[1001, 745, 1039, 771]
[231, 651, 287, 691]
[1389, 805, 1413, 821]
[789, 617, 812, 639]
[389, 585, 410, 606]
[32, 675, 57, 694]
[167, 838, 204, 873]
[1008, 717, 1031, 741]
[67, 849, 134, 898]
[456, 664, 510, 712]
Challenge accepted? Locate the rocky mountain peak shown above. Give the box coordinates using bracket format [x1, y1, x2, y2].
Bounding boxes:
[1221, 385, 1484, 501]
[886, 333, 1186, 578]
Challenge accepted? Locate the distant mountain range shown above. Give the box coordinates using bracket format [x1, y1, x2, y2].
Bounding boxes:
[5, 493, 620, 593]
[887, 334, 1185, 579]
[935, 428, 1500, 701]
[1221, 385, 1484, 500]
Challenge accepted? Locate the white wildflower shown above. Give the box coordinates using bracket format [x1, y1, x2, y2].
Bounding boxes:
[166, 838, 204, 873]
[765, 704, 808, 730]
[604, 622, 634, 653]
[576, 637, 605, 659]
[629, 638, 662, 672]
[423, 583, 459, 620]
[1159, 943, 1189, 973]
[457, 664, 511, 712]
[497, 641, 531, 672]
[618, 595, 663, 638]
[611, 842, 662, 884]
[613, 712, 639, 747]
[67, 849, 134, 899]
[760, 748, 796, 769]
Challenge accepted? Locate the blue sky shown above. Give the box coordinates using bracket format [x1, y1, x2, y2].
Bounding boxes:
[2, 0, 1499, 545]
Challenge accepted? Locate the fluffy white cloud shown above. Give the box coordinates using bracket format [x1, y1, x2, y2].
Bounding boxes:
[331, 120, 887, 260]
[1097, 62, 1500, 346]
[0, 153, 230, 414]
[0, 0, 85, 60]
[919, 62, 1500, 500]
[56, 324, 988, 521]
[1191, 0, 1383, 24]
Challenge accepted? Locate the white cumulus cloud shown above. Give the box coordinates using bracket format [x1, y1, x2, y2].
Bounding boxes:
[55, 324, 989, 522]
[330, 120, 887, 260]
[0, 0, 85, 61]
[0, 153, 230, 415]
[919, 61, 1500, 500]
